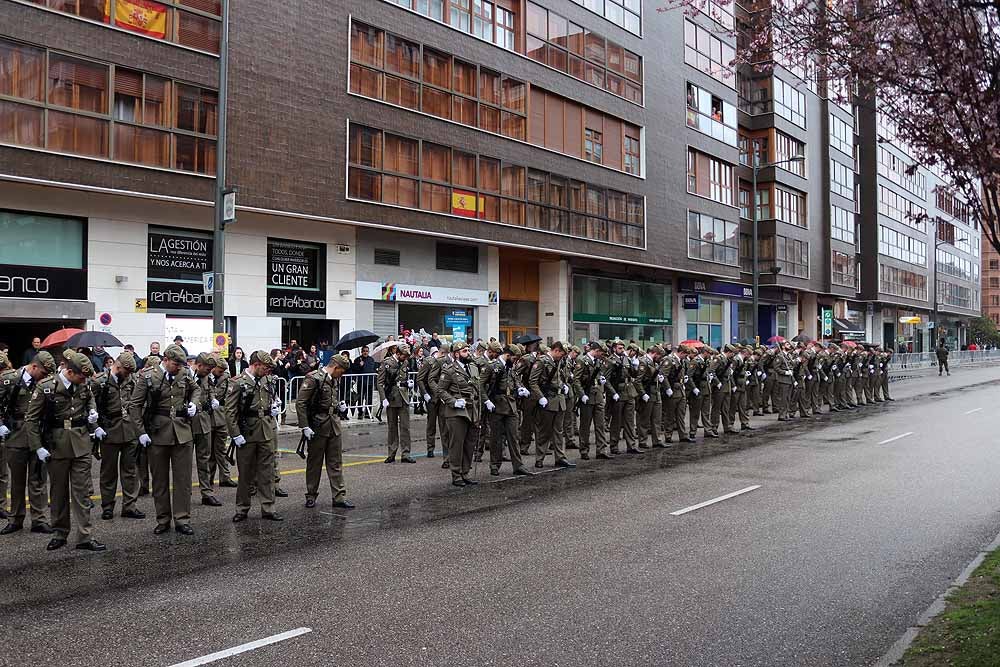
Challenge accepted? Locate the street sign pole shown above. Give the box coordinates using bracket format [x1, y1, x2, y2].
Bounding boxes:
[211, 0, 231, 336]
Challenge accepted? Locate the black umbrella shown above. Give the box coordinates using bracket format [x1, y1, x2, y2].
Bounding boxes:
[791, 334, 812, 343]
[65, 331, 123, 349]
[513, 334, 542, 345]
[335, 329, 380, 351]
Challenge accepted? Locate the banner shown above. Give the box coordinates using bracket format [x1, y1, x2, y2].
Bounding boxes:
[105, 0, 168, 39]
[266, 239, 327, 317]
[147, 226, 213, 314]
[451, 190, 479, 218]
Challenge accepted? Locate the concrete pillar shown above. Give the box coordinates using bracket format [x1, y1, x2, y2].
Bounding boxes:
[800, 292, 818, 339]
[484, 245, 500, 340]
[788, 300, 800, 338]
[538, 260, 569, 344]
[673, 279, 687, 344]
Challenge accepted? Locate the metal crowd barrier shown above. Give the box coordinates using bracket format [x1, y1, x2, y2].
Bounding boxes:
[282, 372, 420, 426]
[892, 349, 1000, 370]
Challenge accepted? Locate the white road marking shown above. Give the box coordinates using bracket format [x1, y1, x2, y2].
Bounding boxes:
[167, 628, 313, 667]
[878, 432, 914, 445]
[670, 485, 761, 516]
[964, 407, 983, 415]
[319, 512, 347, 519]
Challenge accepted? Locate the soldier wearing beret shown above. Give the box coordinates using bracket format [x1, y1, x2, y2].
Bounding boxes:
[208, 356, 237, 487]
[25, 350, 104, 551]
[480, 342, 532, 477]
[514, 341, 540, 456]
[635, 345, 663, 449]
[192, 353, 225, 507]
[607, 340, 639, 454]
[687, 346, 713, 439]
[417, 343, 450, 461]
[225, 350, 283, 522]
[296, 354, 353, 509]
[0, 350, 8, 518]
[436, 341, 484, 486]
[529, 341, 576, 469]
[129, 344, 202, 535]
[0, 351, 56, 535]
[662, 344, 696, 443]
[93, 352, 145, 521]
[575, 341, 610, 460]
[379, 343, 415, 464]
[559, 345, 582, 452]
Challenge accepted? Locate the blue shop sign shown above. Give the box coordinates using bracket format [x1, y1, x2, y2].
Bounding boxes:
[678, 279, 753, 299]
[445, 312, 472, 328]
[682, 294, 701, 309]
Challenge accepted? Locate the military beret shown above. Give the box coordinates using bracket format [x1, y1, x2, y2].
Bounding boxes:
[63, 349, 95, 377]
[452, 341, 469, 352]
[116, 352, 137, 373]
[438, 343, 451, 354]
[214, 356, 228, 370]
[627, 343, 640, 352]
[32, 351, 56, 373]
[143, 355, 161, 368]
[487, 341, 504, 354]
[723, 344, 737, 353]
[396, 343, 411, 355]
[162, 345, 187, 364]
[704, 346, 719, 355]
[538, 344, 549, 354]
[195, 352, 216, 366]
[649, 344, 665, 356]
[250, 350, 276, 368]
[327, 355, 350, 371]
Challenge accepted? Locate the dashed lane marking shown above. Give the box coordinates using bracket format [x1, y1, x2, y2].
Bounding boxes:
[877, 432, 914, 445]
[670, 485, 762, 516]
[167, 627, 312, 667]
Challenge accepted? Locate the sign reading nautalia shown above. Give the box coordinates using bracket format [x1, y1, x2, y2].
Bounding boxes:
[266, 239, 327, 316]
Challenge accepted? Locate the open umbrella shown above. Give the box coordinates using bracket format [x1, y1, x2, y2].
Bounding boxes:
[791, 333, 812, 343]
[41, 328, 84, 349]
[65, 331, 123, 349]
[370, 340, 398, 362]
[334, 329, 379, 351]
[841, 340, 858, 348]
[679, 339, 706, 348]
[767, 335, 786, 344]
[514, 333, 542, 345]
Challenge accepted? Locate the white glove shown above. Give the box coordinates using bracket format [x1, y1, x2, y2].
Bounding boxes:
[732, 386, 737, 393]
[211, 398, 220, 410]
[538, 397, 548, 408]
[423, 393, 431, 402]
[517, 387, 530, 397]
[454, 398, 467, 409]
[562, 384, 570, 395]
[88, 409, 99, 424]
[0, 425, 9, 438]
[631, 357, 640, 368]
[793, 381, 799, 388]
[139, 434, 152, 447]
[869, 365, 874, 370]
[598, 376, 607, 385]
[656, 374, 664, 383]
[270, 405, 280, 417]
[756, 371, 763, 377]
[302, 427, 315, 440]
[693, 387, 700, 396]
[407, 379, 414, 388]
[93, 427, 107, 440]
[484, 400, 495, 412]
[836, 373, 841, 378]
[581, 394, 589, 404]
[807, 375, 813, 381]
[784, 370, 793, 376]
[186, 402, 197, 417]
[233, 435, 246, 448]
[338, 401, 348, 412]
[870, 370, 875, 375]
[641, 393, 650, 402]
[716, 382, 722, 390]
[612, 393, 620, 402]
[832, 365, 838, 371]
[382, 399, 390, 408]
[762, 373, 767, 381]
[36, 447, 50, 461]
[666, 388, 673, 397]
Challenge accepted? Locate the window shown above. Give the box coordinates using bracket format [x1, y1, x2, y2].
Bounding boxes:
[436, 242, 479, 272]
[773, 186, 806, 228]
[773, 77, 805, 127]
[686, 82, 737, 146]
[760, 235, 808, 278]
[935, 187, 971, 224]
[738, 132, 768, 167]
[624, 131, 640, 175]
[991, 277, 1000, 289]
[584, 127, 603, 163]
[0, 210, 84, 269]
[687, 148, 735, 206]
[684, 20, 736, 89]
[989, 259, 999, 271]
[880, 264, 928, 300]
[831, 159, 854, 200]
[388, 0, 513, 51]
[686, 297, 724, 349]
[878, 147, 926, 198]
[687, 210, 738, 266]
[829, 112, 853, 157]
[347, 122, 645, 247]
[565, 0, 642, 35]
[936, 248, 978, 282]
[832, 250, 856, 288]
[773, 131, 805, 177]
[937, 281, 974, 309]
[831, 205, 855, 244]
[879, 185, 926, 230]
[879, 226, 926, 266]
[31, 0, 221, 53]
[524, 3, 642, 103]
[374, 248, 401, 266]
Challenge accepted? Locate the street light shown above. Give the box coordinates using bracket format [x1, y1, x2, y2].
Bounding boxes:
[750, 142, 805, 343]
[211, 0, 232, 338]
[931, 233, 968, 347]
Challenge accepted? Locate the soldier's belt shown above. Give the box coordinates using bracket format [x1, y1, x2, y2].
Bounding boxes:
[152, 407, 190, 418]
[49, 416, 88, 430]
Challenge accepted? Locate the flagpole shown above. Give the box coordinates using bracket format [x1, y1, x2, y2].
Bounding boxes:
[211, 0, 231, 338]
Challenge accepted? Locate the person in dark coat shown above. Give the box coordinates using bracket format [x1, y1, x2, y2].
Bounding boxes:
[228, 347, 249, 376]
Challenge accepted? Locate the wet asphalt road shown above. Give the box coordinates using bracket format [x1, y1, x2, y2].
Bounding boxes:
[2, 366, 1000, 667]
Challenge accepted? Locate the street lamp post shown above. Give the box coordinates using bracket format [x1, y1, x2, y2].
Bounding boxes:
[750, 142, 805, 343]
[211, 0, 231, 337]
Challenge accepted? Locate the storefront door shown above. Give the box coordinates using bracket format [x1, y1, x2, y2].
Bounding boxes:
[499, 326, 536, 345]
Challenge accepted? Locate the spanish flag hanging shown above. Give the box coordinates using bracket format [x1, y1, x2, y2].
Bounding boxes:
[104, 0, 169, 39]
[451, 190, 478, 218]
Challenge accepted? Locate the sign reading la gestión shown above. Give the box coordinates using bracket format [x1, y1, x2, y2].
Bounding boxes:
[266, 239, 326, 316]
[147, 227, 213, 314]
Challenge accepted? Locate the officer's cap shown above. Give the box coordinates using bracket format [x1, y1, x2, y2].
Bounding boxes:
[452, 341, 469, 352]
[586, 341, 602, 352]
[327, 355, 350, 371]
[704, 346, 719, 355]
[396, 343, 411, 356]
[162, 345, 187, 364]
[214, 356, 228, 370]
[723, 344, 738, 353]
[143, 355, 161, 368]
[116, 352, 137, 373]
[649, 344, 665, 356]
[488, 341, 504, 354]
[250, 350, 276, 368]
[195, 352, 216, 366]
[438, 343, 451, 354]
[32, 351, 56, 374]
[63, 349, 94, 377]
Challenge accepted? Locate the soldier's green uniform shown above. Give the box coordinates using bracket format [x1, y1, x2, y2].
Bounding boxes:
[728, 348, 751, 430]
[852, 349, 867, 406]
[529, 345, 575, 467]
[515, 348, 539, 455]
[792, 352, 810, 418]
[576, 345, 609, 459]
[711, 349, 736, 434]
[207, 357, 235, 486]
[607, 348, 638, 453]
[480, 343, 531, 476]
[92, 353, 143, 519]
[760, 348, 777, 414]
[471, 350, 493, 462]
[661, 349, 693, 443]
[636, 348, 662, 448]
[746, 351, 762, 416]
[192, 353, 225, 505]
[687, 349, 713, 438]
[225, 350, 282, 521]
[0, 352, 55, 533]
[378, 345, 413, 462]
[417, 345, 450, 458]
[880, 350, 894, 401]
[25, 350, 99, 549]
[936, 342, 950, 375]
[130, 345, 202, 533]
[296, 356, 351, 506]
[559, 349, 581, 450]
[772, 347, 794, 420]
[437, 341, 484, 485]
[863, 349, 878, 404]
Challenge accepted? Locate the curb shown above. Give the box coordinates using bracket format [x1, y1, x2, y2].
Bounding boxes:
[874, 528, 1000, 666]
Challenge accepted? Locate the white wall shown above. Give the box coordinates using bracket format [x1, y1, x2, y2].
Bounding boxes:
[538, 260, 569, 343]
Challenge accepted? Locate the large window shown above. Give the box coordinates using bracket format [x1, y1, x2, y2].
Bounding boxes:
[687, 210, 738, 266]
[937, 281, 975, 309]
[831, 204, 855, 244]
[573, 275, 672, 327]
[686, 298, 724, 349]
[829, 112, 853, 157]
[526, 2, 643, 104]
[880, 264, 928, 300]
[878, 146, 926, 198]
[831, 250, 856, 289]
[879, 185, 926, 230]
[0, 210, 84, 269]
[0, 37, 216, 172]
[566, 0, 642, 35]
[879, 226, 926, 266]
[935, 187, 971, 224]
[387, 0, 517, 52]
[773, 77, 805, 127]
[760, 235, 809, 278]
[684, 20, 736, 89]
[830, 159, 854, 200]
[348, 122, 645, 247]
[26, 0, 221, 53]
[687, 148, 735, 206]
[773, 131, 805, 177]
[936, 248, 979, 282]
[686, 82, 737, 146]
[773, 186, 807, 228]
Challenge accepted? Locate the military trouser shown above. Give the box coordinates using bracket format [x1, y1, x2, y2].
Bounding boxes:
[608, 397, 637, 451]
[865, 371, 877, 402]
[663, 394, 688, 442]
[747, 383, 761, 415]
[881, 374, 891, 399]
[0, 441, 7, 513]
[7, 446, 48, 525]
[194, 432, 218, 499]
[560, 401, 577, 448]
[578, 397, 608, 456]
[853, 377, 867, 405]
[490, 412, 523, 471]
[762, 375, 777, 413]
[137, 447, 150, 493]
[386, 406, 411, 458]
[714, 385, 735, 433]
[148, 442, 193, 527]
[834, 375, 848, 407]
[822, 377, 836, 409]
[305, 433, 345, 502]
[425, 398, 440, 451]
[447, 416, 478, 479]
[775, 382, 791, 419]
[729, 388, 750, 428]
[99, 441, 139, 512]
[207, 426, 233, 485]
[688, 385, 711, 436]
[272, 435, 282, 486]
[48, 454, 93, 544]
[938, 359, 949, 375]
[535, 408, 567, 465]
[518, 398, 538, 454]
[235, 439, 275, 514]
[808, 378, 821, 413]
[794, 382, 810, 417]
[708, 386, 724, 434]
[637, 396, 661, 447]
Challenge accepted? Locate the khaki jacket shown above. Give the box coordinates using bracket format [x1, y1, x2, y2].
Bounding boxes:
[773, 352, 794, 385]
[574, 353, 606, 407]
[0, 367, 48, 450]
[377, 356, 410, 407]
[224, 370, 278, 444]
[528, 354, 566, 412]
[129, 365, 201, 446]
[636, 355, 661, 403]
[481, 357, 520, 416]
[437, 358, 482, 422]
[295, 369, 344, 438]
[25, 373, 96, 459]
[91, 371, 137, 444]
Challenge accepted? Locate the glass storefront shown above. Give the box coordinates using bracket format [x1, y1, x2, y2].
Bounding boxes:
[686, 298, 724, 348]
[572, 274, 673, 348]
[398, 304, 475, 343]
[736, 301, 754, 343]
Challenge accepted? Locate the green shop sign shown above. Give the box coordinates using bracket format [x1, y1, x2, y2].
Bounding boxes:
[573, 313, 673, 326]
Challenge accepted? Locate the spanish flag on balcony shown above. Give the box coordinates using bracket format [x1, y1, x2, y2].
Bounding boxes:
[451, 190, 479, 219]
[104, 0, 168, 39]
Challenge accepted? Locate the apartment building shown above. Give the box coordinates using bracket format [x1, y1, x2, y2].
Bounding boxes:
[982, 235, 1000, 328]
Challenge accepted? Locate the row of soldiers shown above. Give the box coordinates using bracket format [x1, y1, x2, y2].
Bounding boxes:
[0, 344, 355, 551]
[374, 338, 896, 486]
